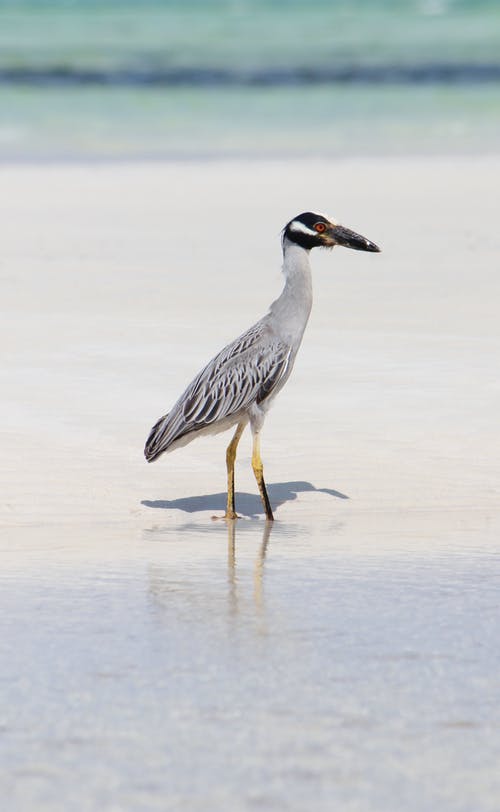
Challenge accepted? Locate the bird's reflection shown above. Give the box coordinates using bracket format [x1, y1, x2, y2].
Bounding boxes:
[145, 519, 274, 624]
[226, 520, 272, 617]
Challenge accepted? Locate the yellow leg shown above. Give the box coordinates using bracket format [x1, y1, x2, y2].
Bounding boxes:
[251, 433, 274, 521]
[224, 422, 246, 520]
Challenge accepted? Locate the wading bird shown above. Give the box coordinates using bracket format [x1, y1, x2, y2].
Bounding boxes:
[145, 212, 380, 521]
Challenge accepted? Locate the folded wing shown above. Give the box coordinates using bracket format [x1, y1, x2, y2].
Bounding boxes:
[144, 323, 292, 462]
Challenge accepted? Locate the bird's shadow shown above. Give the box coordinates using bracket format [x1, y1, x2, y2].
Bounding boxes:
[141, 480, 348, 519]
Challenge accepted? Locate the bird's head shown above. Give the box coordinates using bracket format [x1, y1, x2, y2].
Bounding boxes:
[283, 212, 380, 253]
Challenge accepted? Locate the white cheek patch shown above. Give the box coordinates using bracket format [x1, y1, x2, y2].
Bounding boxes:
[289, 221, 317, 237]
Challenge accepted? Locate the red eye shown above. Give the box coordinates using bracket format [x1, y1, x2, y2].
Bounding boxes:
[314, 222, 326, 233]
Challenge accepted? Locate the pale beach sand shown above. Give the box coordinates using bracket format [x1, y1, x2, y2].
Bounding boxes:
[2, 157, 500, 811]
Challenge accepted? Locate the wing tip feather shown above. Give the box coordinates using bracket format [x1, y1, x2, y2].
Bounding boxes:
[144, 412, 169, 462]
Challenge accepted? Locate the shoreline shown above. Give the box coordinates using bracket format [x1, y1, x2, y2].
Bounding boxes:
[2, 81, 499, 163]
[1, 149, 500, 167]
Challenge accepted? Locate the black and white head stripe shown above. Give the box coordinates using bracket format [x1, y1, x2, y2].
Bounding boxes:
[282, 212, 333, 249]
[283, 211, 381, 253]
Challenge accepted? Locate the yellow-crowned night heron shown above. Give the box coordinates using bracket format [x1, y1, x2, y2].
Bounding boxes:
[145, 212, 380, 521]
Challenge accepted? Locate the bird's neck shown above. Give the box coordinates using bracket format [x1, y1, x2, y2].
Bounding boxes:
[269, 239, 313, 345]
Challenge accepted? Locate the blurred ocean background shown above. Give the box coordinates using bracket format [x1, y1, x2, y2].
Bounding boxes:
[0, 0, 499, 159]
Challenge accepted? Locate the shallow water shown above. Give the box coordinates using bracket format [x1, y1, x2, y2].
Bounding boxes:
[2, 83, 500, 161]
[2, 513, 499, 811]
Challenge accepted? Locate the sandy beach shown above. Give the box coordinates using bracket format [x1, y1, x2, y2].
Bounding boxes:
[2, 156, 499, 527]
[2, 156, 500, 810]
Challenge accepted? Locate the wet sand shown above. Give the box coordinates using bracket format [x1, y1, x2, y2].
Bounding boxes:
[2, 157, 500, 810]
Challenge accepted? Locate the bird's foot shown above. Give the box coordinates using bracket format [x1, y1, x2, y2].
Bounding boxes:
[211, 511, 240, 521]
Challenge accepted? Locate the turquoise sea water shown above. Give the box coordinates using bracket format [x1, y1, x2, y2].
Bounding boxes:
[0, 2, 499, 160]
[2, 0, 500, 72]
[2, 83, 499, 160]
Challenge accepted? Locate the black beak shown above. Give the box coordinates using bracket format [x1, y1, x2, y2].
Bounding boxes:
[330, 224, 380, 252]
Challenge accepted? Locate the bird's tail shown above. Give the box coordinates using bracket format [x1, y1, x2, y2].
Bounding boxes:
[144, 412, 169, 462]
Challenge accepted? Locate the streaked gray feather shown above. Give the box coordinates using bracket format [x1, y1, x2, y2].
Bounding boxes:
[145, 321, 292, 461]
